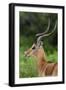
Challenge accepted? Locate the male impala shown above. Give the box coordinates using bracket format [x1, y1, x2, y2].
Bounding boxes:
[24, 19, 58, 76]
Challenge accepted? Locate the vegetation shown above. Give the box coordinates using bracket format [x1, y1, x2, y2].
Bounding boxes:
[19, 12, 58, 78]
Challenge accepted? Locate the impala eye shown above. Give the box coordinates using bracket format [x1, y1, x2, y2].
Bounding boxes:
[32, 46, 35, 50]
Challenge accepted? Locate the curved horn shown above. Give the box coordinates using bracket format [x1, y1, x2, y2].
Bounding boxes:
[36, 18, 50, 37]
[37, 20, 57, 45]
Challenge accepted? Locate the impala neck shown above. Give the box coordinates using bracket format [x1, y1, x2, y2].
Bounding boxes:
[36, 47, 47, 73]
[37, 47, 47, 62]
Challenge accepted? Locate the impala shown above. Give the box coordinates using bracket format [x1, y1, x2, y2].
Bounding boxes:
[24, 19, 58, 77]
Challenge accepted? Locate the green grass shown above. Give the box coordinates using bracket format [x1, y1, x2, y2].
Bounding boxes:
[19, 50, 38, 78]
[19, 36, 58, 78]
[47, 51, 58, 63]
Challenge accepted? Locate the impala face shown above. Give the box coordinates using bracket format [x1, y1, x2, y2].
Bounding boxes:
[24, 43, 40, 57]
[24, 42, 45, 60]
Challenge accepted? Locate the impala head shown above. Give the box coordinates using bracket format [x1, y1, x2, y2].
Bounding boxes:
[24, 42, 44, 58]
[24, 19, 57, 58]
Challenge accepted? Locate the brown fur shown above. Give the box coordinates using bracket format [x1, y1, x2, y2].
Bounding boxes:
[24, 44, 58, 76]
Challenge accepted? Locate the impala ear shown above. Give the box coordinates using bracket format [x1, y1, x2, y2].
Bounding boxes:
[40, 41, 43, 46]
[36, 41, 43, 48]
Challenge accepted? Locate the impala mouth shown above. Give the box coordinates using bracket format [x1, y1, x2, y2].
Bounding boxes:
[24, 51, 30, 57]
[25, 54, 30, 57]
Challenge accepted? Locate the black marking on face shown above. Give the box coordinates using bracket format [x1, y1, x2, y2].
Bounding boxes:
[32, 46, 36, 50]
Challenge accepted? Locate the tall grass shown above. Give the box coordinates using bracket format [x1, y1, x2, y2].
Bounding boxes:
[19, 50, 38, 78]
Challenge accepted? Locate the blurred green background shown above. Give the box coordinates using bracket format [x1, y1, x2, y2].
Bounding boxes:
[19, 12, 58, 78]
